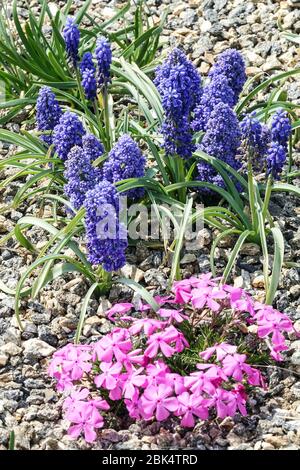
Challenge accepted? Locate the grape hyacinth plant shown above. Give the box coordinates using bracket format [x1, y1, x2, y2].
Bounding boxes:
[95, 37, 112, 89]
[36, 86, 62, 145]
[197, 102, 241, 192]
[103, 134, 146, 200]
[154, 47, 202, 160]
[63, 146, 102, 210]
[82, 134, 104, 162]
[80, 52, 97, 101]
[208, 49, 247, 104]
[52, 111, 86, 161]
[192, 74, 235, 132]
[63, 17, 80, 66]
[48, 274, 297, 443]
[83, 180, 128, 272]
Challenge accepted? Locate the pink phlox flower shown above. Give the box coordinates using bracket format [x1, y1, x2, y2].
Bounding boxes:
[270, 348, 285, 362]
[138, 295, 175, 312]
[122, 367, 148, 399]
[184, 370, 217, 396]
[129, 318, 166, 336]
[191, 286, 227, 312]
[200, 342, 237, 361]
[105, 302, 133, 321]
[177, 392, 209, 427]
[144, 332, 175, 358]
[229, 385, 248, 416]
[163, 373, 186, 395]
[146, 360, 170, 384]
[221, 353, 249, 381]
[167, 325, 189, 352]
[172, 275, 217, 303]
[172, 279, 194, 303]
[144, 325, 188, 358]
[196, 363, 228, 383]
[255, 310, 293, 355]
[53, 345, 92, 383]
[89, 396, 110, 411]
[93, 328, 132, 362]
[158, 308, 188, 324]
[63, 388, 89, 411]
[94, 361, 122, 390]
[212, 388, 247, 419]
[108, 381, 124, 401]
[223, 285, 255, 314]
[243, 365, 264, 387]
[174, 274, 218, 296]
[140, 384, 178, 421]
[66, 401, 104, 443]
[120, 348, 146, 370]
[125, 395, 141, 419]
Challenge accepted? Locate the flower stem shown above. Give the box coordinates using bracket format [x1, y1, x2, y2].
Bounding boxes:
[75, 67, 86, 104]
[262, 175, 272, 222]
[102, 87, 115, 151]
[287, 134, 293, 184]
[247, 160, 258, 233]
[174, 155, 186, 203]
[96, 266, 112, 295]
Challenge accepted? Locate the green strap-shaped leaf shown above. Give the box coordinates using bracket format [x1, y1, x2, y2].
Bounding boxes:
[75, 282, 99, 344]
[265, 227, 285, 305]
[118, 277, 159, 312]
[222, 229, 253, 283]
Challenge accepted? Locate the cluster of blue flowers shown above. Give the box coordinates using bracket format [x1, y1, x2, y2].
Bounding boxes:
[83, 181, 128, 271]
[154, 48, 202, 159]
[239, 109, 291, 178]
[267, 109, 291, 178]
[52, 112, 86, 161]
[64, 146, 102, 210]
[103, 134, 146, 200]
[192, 74, 235, 132]
[78, 39, 112, 101]
[95, 37, 112, 89]
[271, 109, 292, 149]
[192, 49, 246, 134]
[208, 49, 247, 104]
[36, 87, 62, 145]
[82, 133, 104, 162]
[63, 17, 80, 66]
[197, 102, 241, 192]
[36, 80, 149, 270]
[240, 112, 271, 171]
[79, 52, 97, 101]
[62, 17, 112, 101]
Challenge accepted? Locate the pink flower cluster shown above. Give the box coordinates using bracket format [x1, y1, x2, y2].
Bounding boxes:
[48, 273, 296, 443]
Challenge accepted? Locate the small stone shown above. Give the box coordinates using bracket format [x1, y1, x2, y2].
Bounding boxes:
[119, 264, 144, 282]
[0, 342, 22, 356]
[23, 339, 55, 360]
[0, 353, 9, 367]
[262, 56, 282, 71]
[180, 253, 197, 264]
[97, 298, 112, 317]
[200, 20, 212, 33]
[261, 442, 275, 450]
[100, 429, 123, 443]
[144, 269, 167, 288]
[291, 351, 300, 367]
[264, 435, 288, 448]
[252, 274, 265, 288]
[240, 243, 261, 256]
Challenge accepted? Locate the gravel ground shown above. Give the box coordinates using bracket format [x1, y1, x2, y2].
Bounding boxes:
[0, 0, 300, 450]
